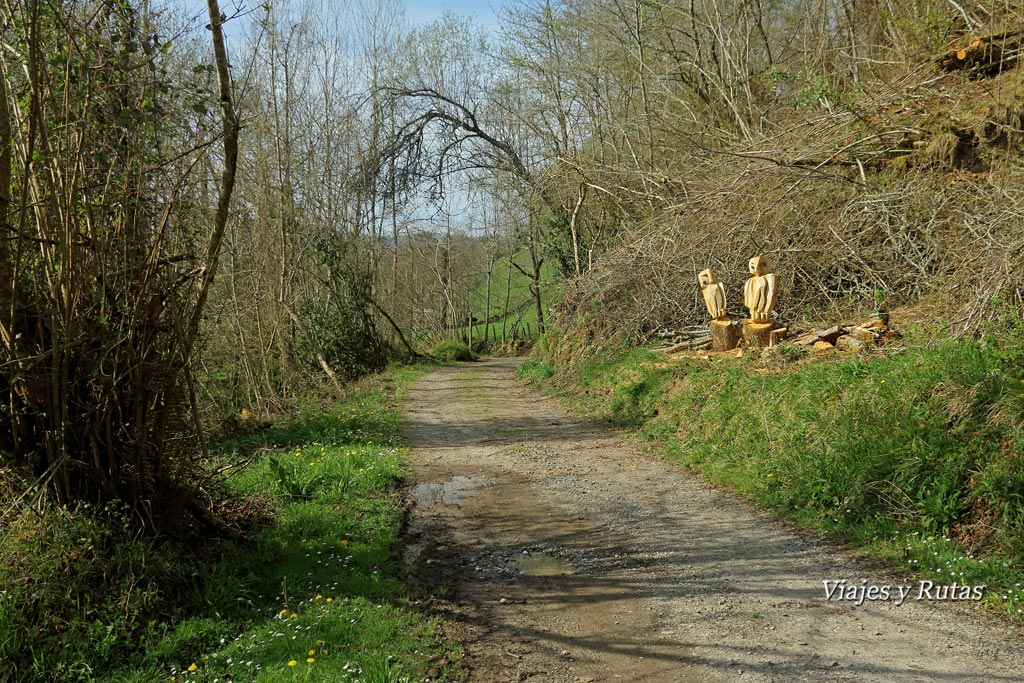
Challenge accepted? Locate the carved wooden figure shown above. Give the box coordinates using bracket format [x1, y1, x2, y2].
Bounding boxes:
[699, 269, 740, 351]
[743, 255, 778, 323]
[698, 269, 727, 320]
[742, 255, 780, 347]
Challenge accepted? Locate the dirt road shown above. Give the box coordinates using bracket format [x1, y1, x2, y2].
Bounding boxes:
[401, 358, 1024, 682]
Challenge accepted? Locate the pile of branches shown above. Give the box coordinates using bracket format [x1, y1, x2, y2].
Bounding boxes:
[549, 58, 1024, 366]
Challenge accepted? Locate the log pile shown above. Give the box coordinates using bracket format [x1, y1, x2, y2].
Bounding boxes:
[791, 316, 899, 353]
[936, 30, 1024, 76]
[650, 327, 712, 352]
[651, 315, 897, 356]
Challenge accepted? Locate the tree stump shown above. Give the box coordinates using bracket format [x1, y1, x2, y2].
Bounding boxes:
[769, 327, 788, 346]
[710, 319, 740, 351]
[742, 321, 776, 348]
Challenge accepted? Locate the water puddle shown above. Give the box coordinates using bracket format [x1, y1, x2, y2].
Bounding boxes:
[514, 552, 576, 576]
[411, 475, 480, 506]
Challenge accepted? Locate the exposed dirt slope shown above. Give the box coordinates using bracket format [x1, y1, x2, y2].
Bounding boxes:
[401, 358, 1023, 682]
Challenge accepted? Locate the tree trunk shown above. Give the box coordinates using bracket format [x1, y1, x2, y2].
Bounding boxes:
[710, 319, 740, 351]
[184, 0, 240, 357]
[742, 321, 777, 348]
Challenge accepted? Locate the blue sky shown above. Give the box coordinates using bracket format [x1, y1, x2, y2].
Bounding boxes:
[405, 0, 499, 29]
[177, 0, 500, 33]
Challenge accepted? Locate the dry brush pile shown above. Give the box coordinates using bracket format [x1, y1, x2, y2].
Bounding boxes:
[547, 55, 1024, 366]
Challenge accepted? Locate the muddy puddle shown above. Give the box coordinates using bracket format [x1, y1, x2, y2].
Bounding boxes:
[514, 552, 576, 576]
[411, 475, 482, 506]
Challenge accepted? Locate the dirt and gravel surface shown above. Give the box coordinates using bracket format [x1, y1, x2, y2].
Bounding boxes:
[401, 358, 1024, 683]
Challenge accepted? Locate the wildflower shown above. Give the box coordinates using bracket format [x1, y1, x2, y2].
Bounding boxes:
[766, 473, 773, 478]
[315, 594, 323, 600]
[307, 657, 315, 663]
[188, 663, 198, 672]
[309, 650, 315, 656]
[316, 639, 326, 646]
[290, 613, 297, 619]
[326, 597, 334, 603]
[288, 660, 297, 667]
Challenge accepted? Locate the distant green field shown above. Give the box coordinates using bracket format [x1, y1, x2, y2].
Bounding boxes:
[460, 251, 559, 343]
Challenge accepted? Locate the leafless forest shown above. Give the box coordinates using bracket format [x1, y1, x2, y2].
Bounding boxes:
[2, 0, 1024, 529]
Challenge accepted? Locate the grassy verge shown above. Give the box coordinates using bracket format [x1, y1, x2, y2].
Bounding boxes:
[521, 338, 1024, 624]
[0, 364, 459, 683]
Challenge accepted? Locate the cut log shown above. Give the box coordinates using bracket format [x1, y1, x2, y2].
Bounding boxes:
[710, 319, 740, 351]
[848, 326, 880, 343]
[836, 335, 865, 352]
[769, 327, 788, 347]
[793, 325, 843, 346]
[813, 340, 834, 354]
[742, 321, 776, 348]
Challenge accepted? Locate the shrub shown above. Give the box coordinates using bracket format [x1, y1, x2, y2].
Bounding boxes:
[431, 340, 476, 362]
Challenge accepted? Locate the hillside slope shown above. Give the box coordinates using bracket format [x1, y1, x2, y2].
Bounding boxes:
[548, 50, 1024, 361]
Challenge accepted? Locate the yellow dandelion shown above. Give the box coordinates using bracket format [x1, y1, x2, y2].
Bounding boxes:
[279, 608, 288, 616]
[340, 539, 348, 546]
[315, 593, 323, 600]
[326, 597, 333, 603]
[288, 660, 297, 667]
[290, 612, 298, 619]
[766, 473, 773, 478]
[308, 650, 315, 656]
[307, 657, 315, 663]
[316, 639, 326, 645]
[188, 663, 197, 672]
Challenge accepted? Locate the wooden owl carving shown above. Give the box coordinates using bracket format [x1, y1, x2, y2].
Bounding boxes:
[698, 268, 727, 321]
[743, 255, 777, 323]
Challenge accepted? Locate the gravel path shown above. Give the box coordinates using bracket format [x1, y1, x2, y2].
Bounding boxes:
[401, 358, 1024, 682]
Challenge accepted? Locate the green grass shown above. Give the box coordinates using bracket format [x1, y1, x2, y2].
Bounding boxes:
[517, 358, 555, 386]
[459, 252, 558, 344]
[0, 364, 460, 683]
[524, 338, 1024, 624]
